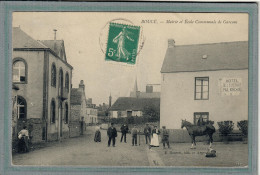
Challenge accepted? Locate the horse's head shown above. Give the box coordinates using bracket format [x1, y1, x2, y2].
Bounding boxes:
[181, 119, 185, 129]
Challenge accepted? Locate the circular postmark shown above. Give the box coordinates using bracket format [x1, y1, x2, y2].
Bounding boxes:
[99, 18, 145, 65]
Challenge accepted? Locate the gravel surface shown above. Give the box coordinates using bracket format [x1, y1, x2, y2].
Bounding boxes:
[12, 126, 248, 167]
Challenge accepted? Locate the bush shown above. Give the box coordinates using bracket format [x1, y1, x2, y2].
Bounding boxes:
[237, 120, 248, 137]
[217, 121, 234, 136]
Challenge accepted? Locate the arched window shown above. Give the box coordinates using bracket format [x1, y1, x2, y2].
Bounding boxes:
[13, 59, 27, 83]
[51, 99, 56, 123]
[65, 73, 69, 92]
[65, 103, 69, 124]
[17, 96, 26, 119]
[51, 63, 56, 87]
[58, 68, 63, 97]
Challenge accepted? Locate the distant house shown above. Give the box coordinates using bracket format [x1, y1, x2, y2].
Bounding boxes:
[12, 27, 73, 143]
[160, 39, 248, 129]
[109, 97, 160, 118]
[86, 104, 98, 125]
[70, 80, 87, 137]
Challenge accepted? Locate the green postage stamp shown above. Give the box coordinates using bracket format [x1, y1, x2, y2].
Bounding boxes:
[105, 23, 140, 64]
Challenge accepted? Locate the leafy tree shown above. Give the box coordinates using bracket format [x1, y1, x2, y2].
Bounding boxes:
[143, 104, 160, 122]
[217, 121, 234, 136]
[237, 120, 248, 137]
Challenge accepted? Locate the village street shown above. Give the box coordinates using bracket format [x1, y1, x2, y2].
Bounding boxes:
[13, 126, 153, 166]
[13, 126, 248, 167]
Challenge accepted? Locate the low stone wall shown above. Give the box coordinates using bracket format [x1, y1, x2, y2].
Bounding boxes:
[166, 129, 243, 143]
[16, 118, 43, 143]
[48, 133, 58, 141]
[69, 122, 81, 138]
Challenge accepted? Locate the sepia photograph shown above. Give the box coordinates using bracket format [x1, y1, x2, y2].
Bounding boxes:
[5, 6, 256, 172]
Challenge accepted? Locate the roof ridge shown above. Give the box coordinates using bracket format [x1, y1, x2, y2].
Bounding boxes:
[174, 40, 248, 47]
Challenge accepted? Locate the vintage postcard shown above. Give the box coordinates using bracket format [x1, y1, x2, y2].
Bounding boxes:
[0, 2, 258, 175]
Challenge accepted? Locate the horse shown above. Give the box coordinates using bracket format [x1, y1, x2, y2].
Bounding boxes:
[181, 119, 215, 149]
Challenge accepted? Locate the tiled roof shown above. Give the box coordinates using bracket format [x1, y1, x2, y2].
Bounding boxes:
[70, 88, 82, 105]
[13, 27, 72, 68]
[130, 92, 161, 98]
[109, 97, 160, 111]
[13, 27, 48, 49]
[161, 41, 248, 73]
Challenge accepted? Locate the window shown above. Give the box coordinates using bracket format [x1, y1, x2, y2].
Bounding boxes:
[58, 68, 63, 96]
[51, 99, 56, 123]
[194, 112, 209, 125]
[17, 96, 26, 119]
[65, 73, 69, 91]
[65, 103, 69, 124]
[51, 64, 56, 87]
[195, 77, 209, 100]
[13, 60, 26, 83]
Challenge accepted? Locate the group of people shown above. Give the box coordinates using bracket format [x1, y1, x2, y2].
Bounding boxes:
[94, 123, 170, 149]
[144, 124, 170, 149]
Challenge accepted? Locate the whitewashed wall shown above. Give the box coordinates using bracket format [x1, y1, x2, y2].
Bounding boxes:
[160, 69, 248, 129]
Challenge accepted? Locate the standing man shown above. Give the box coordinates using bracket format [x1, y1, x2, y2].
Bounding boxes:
[131, 124, 138, 146]
[120, 124, 129, 143]
[162, 126, 170, 149]
[107, 123, 117, 147]
[144, 123, 151, 144]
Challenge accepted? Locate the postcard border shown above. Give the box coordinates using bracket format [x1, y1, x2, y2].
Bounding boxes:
[0, 1, 258, 175]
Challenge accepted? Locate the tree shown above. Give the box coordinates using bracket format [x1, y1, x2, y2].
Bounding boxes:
[143, 104, 160, 122]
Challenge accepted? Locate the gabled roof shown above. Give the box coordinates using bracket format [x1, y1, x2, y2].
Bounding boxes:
[40, 40, 67, 62]
[109, 97, 160, 111]
[13, 27, 72, 68]
[13, 27, 48, 49]
[70, 88, 83, 105]
[161, 41, 248, 73]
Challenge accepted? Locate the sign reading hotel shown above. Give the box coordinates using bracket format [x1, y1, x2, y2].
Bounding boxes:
[219, 78, 242, 96]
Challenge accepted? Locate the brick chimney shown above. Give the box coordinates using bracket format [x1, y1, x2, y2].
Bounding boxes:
[168, 39, 175, 48]
[53, 29, 57, 53]
[79, 80, 85, 92]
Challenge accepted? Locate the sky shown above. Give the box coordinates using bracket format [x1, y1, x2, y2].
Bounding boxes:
[13, 12, 248, 105]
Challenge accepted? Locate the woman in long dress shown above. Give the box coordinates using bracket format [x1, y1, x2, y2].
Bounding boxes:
[150, 125, 160, 147]
[94, 126, 101, 142]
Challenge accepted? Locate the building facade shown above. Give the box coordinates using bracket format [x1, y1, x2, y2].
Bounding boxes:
[70, 80, 87, 137]
[160, 39, 248, 129]
[109, 97, 160, 118]
[86, 105, 98, 125]
[12, 27, 73, 143]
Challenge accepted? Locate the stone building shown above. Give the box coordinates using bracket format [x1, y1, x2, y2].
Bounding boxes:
[70, 80, 87, 137]
[160, 39, 248, 129]
[109, 97, 160, 118]
[12, 27, 73, 143]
